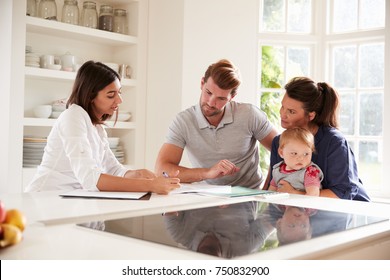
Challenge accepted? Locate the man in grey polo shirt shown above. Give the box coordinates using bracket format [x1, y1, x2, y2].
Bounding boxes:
[155, 59, 278, 189]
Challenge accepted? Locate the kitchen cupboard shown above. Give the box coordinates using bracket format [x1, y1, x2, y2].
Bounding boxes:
[11, 0, 148, 192]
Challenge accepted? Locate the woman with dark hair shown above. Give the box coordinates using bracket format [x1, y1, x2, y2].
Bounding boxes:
[26, 61, 180, 194]
[264, 77, 369, 201]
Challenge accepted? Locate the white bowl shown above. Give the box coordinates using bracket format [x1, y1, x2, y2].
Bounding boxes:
[50, 111, 62, 118]
[107, 137, 120, 148]
[47, 64, 62, 71]
[52, 103, 66, 112]
[117, 112, 132, 121]
[33, 105, 52, 118]
[108, 112, 131, 122]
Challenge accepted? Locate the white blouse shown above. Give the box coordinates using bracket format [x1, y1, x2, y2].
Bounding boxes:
[26, 104, 127, 192]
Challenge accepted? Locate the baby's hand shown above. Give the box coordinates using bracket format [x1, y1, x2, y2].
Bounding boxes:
[277, 180, 294, 192]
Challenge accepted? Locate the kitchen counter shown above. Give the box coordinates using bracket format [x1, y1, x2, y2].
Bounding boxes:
[1, 191, 390, 259]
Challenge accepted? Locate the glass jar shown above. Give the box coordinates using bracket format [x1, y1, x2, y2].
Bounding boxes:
[26, 0, 37, 17]
[39, 0, 57, 20]
[80, 1, 98, 28]
[98, 5, 113, 32]
[113, 9, 128, 34]
[62, 0, 79, 25]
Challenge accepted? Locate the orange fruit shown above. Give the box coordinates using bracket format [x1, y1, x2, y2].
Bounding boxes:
[4, 209, 26, 232]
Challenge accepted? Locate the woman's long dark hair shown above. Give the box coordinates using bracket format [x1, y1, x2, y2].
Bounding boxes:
[67, 61, 120, 124]
[284, 77, 339, 129]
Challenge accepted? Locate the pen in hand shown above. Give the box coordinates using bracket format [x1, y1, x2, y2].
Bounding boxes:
[162, 171, 181, 191]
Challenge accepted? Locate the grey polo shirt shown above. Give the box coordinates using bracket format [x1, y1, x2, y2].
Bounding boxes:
[166, 101, 274, 188]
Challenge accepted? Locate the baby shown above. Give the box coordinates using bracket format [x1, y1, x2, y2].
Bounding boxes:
[276, 206, 317, 245]
[269, 127, 323, 196]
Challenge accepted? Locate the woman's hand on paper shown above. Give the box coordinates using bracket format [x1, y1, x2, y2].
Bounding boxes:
[150, 177, 181, 195]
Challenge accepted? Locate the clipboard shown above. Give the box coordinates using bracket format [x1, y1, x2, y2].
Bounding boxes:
[60, 190, 151, 200]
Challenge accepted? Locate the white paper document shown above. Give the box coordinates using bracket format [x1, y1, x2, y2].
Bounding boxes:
[60, 189, 149, 200]
[170, 183, 231, 194]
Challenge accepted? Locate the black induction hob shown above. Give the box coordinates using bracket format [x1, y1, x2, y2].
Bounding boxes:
[78, 200, 388, 259]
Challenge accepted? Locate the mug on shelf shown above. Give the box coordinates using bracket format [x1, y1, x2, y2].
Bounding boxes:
[40, 54, 55, 69]
[61, 52, 77, 72]
[119, 64, 132, 79]
[33, 105, 52, 119]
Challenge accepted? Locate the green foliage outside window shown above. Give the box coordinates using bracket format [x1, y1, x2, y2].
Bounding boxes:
[260, 46, 283, 175]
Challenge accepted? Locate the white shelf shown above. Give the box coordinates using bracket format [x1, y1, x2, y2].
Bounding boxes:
[25, 66, 76, 81]
[26, 16, 138, 46]
[105, 121, 136, 129]
[24, 117, 57, 126]
[25, 67, 137, 86]
[23, 117, 136, 129]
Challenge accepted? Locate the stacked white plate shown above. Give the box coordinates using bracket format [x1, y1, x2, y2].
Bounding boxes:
[25, 52, 40, 68]
[25, 45, 40, 68]
[23, 137, 47, 167]
[108, 138, 125, 164]
[113, 145, 125, 164]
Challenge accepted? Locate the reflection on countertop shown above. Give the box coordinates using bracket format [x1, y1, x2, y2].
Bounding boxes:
[79, 200, 388, 259]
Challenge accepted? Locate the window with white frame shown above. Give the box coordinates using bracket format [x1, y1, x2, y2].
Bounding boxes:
[258, 0, 387, 197]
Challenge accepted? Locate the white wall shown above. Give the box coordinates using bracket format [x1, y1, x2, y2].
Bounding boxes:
[145, 0, 259, 170]
[0, 1, 13, 191]
[145, 0, 185, 170]
[181, 0, 259, 108]
[0, 1, 25, 193]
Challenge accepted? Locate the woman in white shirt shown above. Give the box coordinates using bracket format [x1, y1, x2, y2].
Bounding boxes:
[26, 61, 180, 194]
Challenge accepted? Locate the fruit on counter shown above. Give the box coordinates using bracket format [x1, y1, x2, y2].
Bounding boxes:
[4, 209, 27, 232]
[0, 224, 22, 248]
[0, 200, 6, 223]
[0, 203, 26, 248]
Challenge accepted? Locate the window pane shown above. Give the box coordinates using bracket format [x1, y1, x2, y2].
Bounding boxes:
[286, 47, 310, 80]
[339, 92, 355, 135]
[359, 141, 382, 188]
[359, 43, 384, 88]
[333, 46, 357, 88]
[360, 0, 385, 29]
[287, 0, 311, 33]
[333, 0, 358, 32]
[260, 91, 283, 130]
[262, 0, 285, 32]
[359, 92, 383, 136]
[261, 46, 284, 87]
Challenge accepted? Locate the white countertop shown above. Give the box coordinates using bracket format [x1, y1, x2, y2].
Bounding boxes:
[1, 191, 390, 259]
